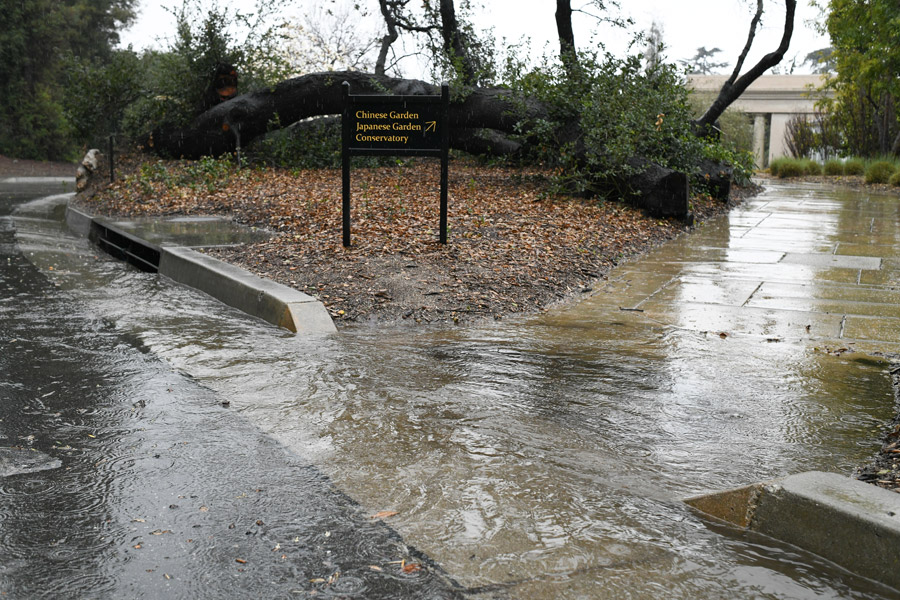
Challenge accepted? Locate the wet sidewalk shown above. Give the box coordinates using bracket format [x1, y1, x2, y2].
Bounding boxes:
[580, 180, 900, 354]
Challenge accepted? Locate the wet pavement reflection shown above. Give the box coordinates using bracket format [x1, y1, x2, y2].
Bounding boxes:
[2, 179, 899, 598]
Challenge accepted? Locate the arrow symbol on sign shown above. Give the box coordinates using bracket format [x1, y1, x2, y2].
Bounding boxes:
[425, 121, 437, 133]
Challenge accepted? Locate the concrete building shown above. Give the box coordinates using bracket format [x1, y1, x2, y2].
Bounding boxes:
[688, 74, 830, 168]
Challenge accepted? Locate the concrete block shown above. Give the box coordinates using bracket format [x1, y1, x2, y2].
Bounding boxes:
[64, 205, 94, 238]
[686, 471, 900, 591]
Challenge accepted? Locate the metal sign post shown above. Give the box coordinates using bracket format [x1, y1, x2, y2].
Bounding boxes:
[341, 81, 450, 247]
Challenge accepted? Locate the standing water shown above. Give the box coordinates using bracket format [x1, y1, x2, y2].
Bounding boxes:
[5, 180, 900, 598]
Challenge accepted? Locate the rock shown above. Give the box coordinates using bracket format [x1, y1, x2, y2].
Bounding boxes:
[626, 159, 691, 221]
[76, 148, 101, 192]
[696, 158, 733, 201]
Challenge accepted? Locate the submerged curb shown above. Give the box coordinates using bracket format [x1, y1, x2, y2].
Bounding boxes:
[64, 204, 336, 334]
[686, 471, 900, 591]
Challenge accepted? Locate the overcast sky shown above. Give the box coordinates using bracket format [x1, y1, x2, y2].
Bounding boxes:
[118, 0, 830, 75]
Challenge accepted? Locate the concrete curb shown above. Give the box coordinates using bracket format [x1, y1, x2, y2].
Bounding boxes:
[685, 471, 900, 591]
[64, 204, 336, 334]
[160, 246, 336, 334]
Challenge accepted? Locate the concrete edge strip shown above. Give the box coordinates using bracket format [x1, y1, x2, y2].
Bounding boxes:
[159, 246, 336, 334]
[685, 471, 900, 591]
[64, 204, 336, 334]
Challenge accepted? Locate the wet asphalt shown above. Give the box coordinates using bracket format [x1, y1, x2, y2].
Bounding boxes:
[0, 181, 463, 599]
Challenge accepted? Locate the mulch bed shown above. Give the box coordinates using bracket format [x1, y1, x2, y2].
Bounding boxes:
[73, 151, 749, 326]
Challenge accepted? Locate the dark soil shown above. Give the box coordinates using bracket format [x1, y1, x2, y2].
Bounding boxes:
[856, 359, 900, 493]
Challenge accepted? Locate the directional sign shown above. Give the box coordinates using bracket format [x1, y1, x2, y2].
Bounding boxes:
[350, 102, 443, 152]
[342, 82, 450, 246]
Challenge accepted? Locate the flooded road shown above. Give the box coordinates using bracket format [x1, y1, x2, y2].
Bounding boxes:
[3, 179, 899, 598]
[1, 182, 459, 599]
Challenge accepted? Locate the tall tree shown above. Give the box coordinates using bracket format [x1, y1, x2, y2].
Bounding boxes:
[679, 47, 728, 75]
[821, 0, 900, 155]
[694, 0, 797, 136]
[555, 0, 578, 78]
[0, 0, 136, 159]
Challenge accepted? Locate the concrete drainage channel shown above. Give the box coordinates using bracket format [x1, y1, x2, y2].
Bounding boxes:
[64, 199, 900, 594]
[64, 204, 336, 334]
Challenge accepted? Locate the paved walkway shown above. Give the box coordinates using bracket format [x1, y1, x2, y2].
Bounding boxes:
[586, 180, 900, 355]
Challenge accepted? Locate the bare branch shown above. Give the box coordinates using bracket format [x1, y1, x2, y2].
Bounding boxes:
[726, 0, 764, 85]
[695, 0, 797, 134]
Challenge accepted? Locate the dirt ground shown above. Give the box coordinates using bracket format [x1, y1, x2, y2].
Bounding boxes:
[0, 154, 77, 177]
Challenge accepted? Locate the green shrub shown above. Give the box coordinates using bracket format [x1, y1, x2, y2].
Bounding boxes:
[505, 49, 709, 196]
[843, 158, 865, 176]
[864, 160, 896, 184]
[890, 170, 900, 187]
[776, 159, 805, 178]
[801, 159, 822, 176]
[768, 157, 789, 177]
[823, 159, 844, 176]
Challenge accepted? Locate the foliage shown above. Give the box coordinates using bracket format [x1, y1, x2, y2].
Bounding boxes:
[864, 160, 896, 184]
[248, 116, 342, 169]
[769, 157, 804, 178]
[800, 158, 822, 176]
[701, 143, 755, 187]
[843, 158, 864, 175]
[122, 0, 291, 135]
[783, 113, 840, 160]
[422, 0, 497, 87]
[823, 159, 844, 175]
[61, 49, 144, 148]
[283, 4, 378, 74]
[679, 47, 728, 75]
[0, 0, 136, 160]
[817, 0, 900, 156]
[127, 154, 236, 195]
[505, 47, 721, 196]
[688, 92, 753, 155]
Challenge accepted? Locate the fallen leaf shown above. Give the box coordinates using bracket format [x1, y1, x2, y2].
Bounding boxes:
[402, 563, 422, 573]
[371, 510, 399, 519]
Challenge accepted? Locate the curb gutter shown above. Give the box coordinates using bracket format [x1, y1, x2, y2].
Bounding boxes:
[685, 471, 900, 591]
[65, 204, 336, 334]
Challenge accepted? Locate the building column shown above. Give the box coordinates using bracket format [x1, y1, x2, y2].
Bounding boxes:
[753, 114, 767, 169]
[768, 113, 793, 164]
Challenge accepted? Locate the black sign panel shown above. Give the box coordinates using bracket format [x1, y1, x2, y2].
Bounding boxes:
[349, 101, 443, 152]
[341, 82, 450, 246]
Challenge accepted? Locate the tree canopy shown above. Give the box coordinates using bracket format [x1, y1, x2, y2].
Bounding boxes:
[819, 0, 900, 155]
[0, 0, 136, 160]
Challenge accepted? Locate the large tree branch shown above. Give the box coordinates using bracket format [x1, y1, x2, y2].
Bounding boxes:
[695, 0, 796, 134]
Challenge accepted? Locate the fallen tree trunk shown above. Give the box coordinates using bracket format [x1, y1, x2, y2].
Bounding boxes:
[147, 70, 544, 159]
[148, 69, 704, 221]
